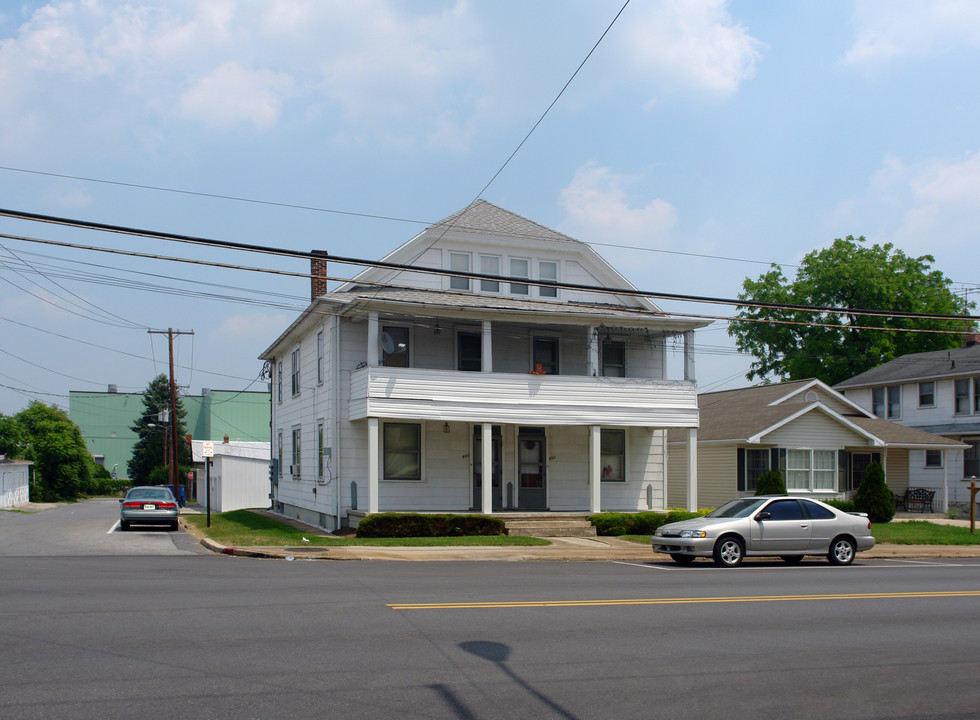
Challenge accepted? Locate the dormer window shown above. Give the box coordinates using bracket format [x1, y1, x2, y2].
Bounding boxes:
[538, 261, 558, 298]
[509, 258, 529, 295]
[449, 252, 470, 291]
[480, 255, 501, 292]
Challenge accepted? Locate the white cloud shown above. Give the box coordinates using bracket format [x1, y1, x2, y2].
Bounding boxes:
[621, 0, 764, 96]
[845, 0, 980, 65]
[215, 312, 291, 342]
[179, 62, 294, 131]
[559, 162, 677, 247]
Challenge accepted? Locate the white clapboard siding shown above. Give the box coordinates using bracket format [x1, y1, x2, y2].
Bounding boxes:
[349, 366, 698, 427]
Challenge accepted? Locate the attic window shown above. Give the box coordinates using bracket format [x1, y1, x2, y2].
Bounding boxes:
[805, 391, 818, 402]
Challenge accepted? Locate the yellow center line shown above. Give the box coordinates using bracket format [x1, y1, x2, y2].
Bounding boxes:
[388, 590, 980, 610]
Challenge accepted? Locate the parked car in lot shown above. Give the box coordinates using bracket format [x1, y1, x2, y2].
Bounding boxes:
[652, 496, 874, 567]
[119, 486, 180, 531]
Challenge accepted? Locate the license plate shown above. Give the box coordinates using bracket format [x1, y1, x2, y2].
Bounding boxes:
[143, 504, 156, 510]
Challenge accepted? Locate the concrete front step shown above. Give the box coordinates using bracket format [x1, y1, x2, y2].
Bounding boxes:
[502, 518, 598, 538]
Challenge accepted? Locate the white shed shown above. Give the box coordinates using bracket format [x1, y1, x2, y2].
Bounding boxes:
[0, 457, 32, 509]
[191, 440, 271, 513]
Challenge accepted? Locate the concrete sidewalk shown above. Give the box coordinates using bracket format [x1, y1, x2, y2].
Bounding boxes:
[179, 506, 980, 562]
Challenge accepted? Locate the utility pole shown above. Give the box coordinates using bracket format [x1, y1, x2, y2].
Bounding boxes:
[148, 328, 194, 501]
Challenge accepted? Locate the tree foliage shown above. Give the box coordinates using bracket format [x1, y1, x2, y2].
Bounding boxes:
[754, 469, 786, 496]
[0, 413, 26, 458]
[127, 374, 190, 486]
[14, 402, 92, 502]
[854, 460, 895, 524]
[728, 237, 974, 385]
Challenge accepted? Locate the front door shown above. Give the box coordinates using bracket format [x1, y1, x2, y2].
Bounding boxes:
[472, 426, 502, 510]
[518, 427, 547, 509]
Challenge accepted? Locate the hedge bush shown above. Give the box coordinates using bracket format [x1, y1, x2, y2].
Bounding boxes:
[355, 513, 506, 538]
[855, 460, 895, 523]
[587, 509, 706, 536]
[822, 499, 857, 513]
[754, 469, 787, 496]
[88, 477, 132, 497]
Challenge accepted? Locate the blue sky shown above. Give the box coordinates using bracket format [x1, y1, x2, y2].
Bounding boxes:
[1, 0, 978, 416]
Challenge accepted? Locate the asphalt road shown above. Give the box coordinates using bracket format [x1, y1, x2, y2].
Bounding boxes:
[2, 501, 979, 720]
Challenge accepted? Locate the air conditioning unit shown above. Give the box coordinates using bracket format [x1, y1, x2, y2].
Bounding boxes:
[289, 465, 300, 476]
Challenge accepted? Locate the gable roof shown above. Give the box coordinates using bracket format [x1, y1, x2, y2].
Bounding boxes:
[669, 379, 965, 449]
[429, 199, 582, 245]
[835, 341, 980, 388]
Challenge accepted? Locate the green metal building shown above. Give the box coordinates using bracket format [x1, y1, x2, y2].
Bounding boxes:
[70, 386, 271, 479]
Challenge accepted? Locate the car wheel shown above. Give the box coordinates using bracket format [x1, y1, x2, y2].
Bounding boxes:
[713, 536, 744, 567]
[170, 520, 179, 531]
[781, 555, 804, 564]
[828, 536, 856, 566]
[670, 553, 696, 565]
[120, 520, 129, 531]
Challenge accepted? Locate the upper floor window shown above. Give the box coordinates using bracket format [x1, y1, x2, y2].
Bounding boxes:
[480, 255, 500, 292]
[955, 379, 971, 415]
[277, 362, 283, 403]
[316, 331, 324, 384]
[601, 340, 626, 377]
[449, 252, 470, 291]
[509, 258, 529, 295]
[538, 261, 558, 298]
[291, 348, 301, 396]
[532, 336, 558, 375]
[918, 381, 934, 407]
[457, 330, 482, 372]
[381, 326, 410, 368]
[291, 426, 301, 477]
[872, 385, 900, 419]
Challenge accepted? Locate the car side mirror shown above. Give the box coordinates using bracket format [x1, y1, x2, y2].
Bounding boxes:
[755, 511, 771, 520]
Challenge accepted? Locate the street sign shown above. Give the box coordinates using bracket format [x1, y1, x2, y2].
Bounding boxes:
[202, 441, 214, 458]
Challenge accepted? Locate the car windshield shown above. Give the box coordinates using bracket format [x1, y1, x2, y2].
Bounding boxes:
[127, 488, 172, 501]
[706, 498, 767, 518]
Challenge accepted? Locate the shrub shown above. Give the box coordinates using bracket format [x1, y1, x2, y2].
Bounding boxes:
[355, 513, 505, 538]
[822, 499, 857, 513]
[854, 460, 895, 523]
[754, 469, 786, 496]
[588, 510, 705, 536]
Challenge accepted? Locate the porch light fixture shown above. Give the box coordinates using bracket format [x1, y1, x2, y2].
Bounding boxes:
[443, 422, 450, 434]
[434, 321, 442, 335]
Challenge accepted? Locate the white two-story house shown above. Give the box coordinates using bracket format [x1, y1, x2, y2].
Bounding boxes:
[835, 336, 980, 510]
[260, 201, 708, 531]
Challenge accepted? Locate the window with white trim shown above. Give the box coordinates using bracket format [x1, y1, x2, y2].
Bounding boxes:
[449, 252, 470, 290]
[316, 331, 324, 385]
[600, 339, 626, 377]
[291, 426, 301, 477]
[786, 449, 837, 491]
[918, 381, 934, 407]
[538, 261, 558, 298]
[509, 258, 529, 295]
[925, 449, 943, 468]
[600, 429, 626, 482]
[480, 255, 500, 292]
[383, 423, 421, 481]
[291, 348, 300, 397]
[872, 386, 900, 418]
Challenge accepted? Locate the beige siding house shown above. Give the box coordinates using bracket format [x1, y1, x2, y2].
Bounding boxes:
[667, 379, 963, 510]
[261, 201, 709, 530]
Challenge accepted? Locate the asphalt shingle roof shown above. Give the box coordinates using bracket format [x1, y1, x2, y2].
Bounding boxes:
[430, 200, 581, 245]
[835, 342, 980, 388]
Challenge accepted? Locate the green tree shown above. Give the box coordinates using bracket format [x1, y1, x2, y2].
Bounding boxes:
[728, 237, 974, 386]
[128, 374, 190, 486]
[14, 402, 92, 502]
[0, 413, 26, 458]
[854, 460, 895, 524]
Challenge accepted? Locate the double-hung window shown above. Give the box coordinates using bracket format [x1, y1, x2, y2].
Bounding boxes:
[601, 340, 626, 377]
[955, 379, 971, 415]
[509, 258, 529, 295]
[291, 348, 300, 396]
[291, 427, 301, 477]
[786, 449, 837, 491]
[480, 255, 500, 292]
[316, 331, 324, 385]
[383, 423, 421, 481]
[872, 386, 900, 418]
[538, 261, 558, 298]
[317, 422, 325, 479]
[449, 252, 470, 291]
[277, 430, 283, 477]
[918, 381, 934, 407]
[277, 362, 283, 403]
[925, 449, 943, 468]
[600, 429, 626, 482]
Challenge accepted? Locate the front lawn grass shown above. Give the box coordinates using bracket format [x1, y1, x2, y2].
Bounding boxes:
[183, 510, 550, 547]
[618, 521, 980, 546]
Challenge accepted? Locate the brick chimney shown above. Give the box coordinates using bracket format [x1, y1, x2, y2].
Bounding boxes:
[311, 250, 329, 301]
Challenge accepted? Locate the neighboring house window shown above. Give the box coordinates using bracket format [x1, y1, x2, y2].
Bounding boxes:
[383, 423, 421, 481]
[291, 427, 301, 477]
[955, 379, 971, 415]
[480, 255, 500, 292]
[600, 429, 626, 482]
[450, 252, 470, 290]
[291, 348, 300, 396]
[601, 340, 626, 377]
[918, 381, 934, 407]
[316, 331, 324, 385]
[317, 422, 325, 479]
[277, 430, 283, 477]
[785, 449, 836, 491]
[925, 449, 943, 468]
[381, 326, 410, 368]
[509, 258, 529, 295]
[538, 261, 558, 298]
[532, 336, 558, 374]
[871, 386, 900, 418]
[964, 440, 979, 479]
[277, 362, 282, 404]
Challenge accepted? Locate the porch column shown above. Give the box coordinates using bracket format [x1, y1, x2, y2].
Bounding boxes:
[367, 417, 379, 514]
[589, 425, 601, 513]
[482, 320, 492, 373]
[686, 427, 698, 511]
[587, 326, 599, 377]
[683, 331, 696, 382]
[368, 312, 379, 367]
[481, 422, 493, 514]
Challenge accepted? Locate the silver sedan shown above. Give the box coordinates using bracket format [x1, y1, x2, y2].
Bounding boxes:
[119, 486, 180, 531]
[652, 496, 875, 567]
